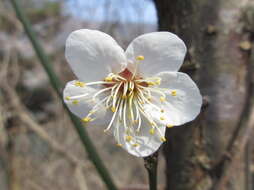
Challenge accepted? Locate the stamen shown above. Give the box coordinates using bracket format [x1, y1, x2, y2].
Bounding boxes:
[111, 106, 116, 112]
[126, 135, 132, 142]
[66, 93, 89, 100]
[104, 76, 113, 82]
[93, 87, 112, 101]
[166, 124, 174, 128]
[160, 96, 166, 102]
[132, 143, 139, 147]
[147, 81, 156, 86]
[155, 78, 161, 85]
[160, 137, 167, 142]
[82, 117, 92, 123]
[75, 81, 85, 87]
[86, 81, 116, 86]
[136, 55, 144, 61]
[72, 100, 79, 105]
[116, 143, 123, 147]
[134, 100, 142, 132]
[112, 82, 123, 109]
[128, 93, 135, 123]
[104, 98, 121, 132]
[149, 128, 155, 135]
[74, 71, 172, 144]
[171, 90, 177, 96]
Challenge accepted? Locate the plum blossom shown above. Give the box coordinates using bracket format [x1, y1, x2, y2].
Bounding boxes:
[63, 29, 202, 157]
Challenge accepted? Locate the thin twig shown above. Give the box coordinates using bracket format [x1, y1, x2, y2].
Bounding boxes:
[74, 167, 89, 190]
[211, 41, 254, 190]
[144, 152, 158, 190]
[245, 140, 253, 190]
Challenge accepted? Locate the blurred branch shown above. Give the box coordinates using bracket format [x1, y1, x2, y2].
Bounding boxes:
[75, 167, 89, 190]
[245, 140, 253, 190]
[144, 152, 158, 190]
[2, 84, 86, 168]
[9, 0, 118, 190]
[211, 41, 254, 190]
[0, 3, 23, 32]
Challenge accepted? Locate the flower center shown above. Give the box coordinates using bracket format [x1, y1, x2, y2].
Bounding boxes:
[65, 57, 177, 147]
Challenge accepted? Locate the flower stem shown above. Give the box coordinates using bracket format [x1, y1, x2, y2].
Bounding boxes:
[10, 0, 118, 190]
[144, 152, 158, 190]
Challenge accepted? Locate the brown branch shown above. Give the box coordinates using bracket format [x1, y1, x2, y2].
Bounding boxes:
[211, 41, 254, 189]
[244, 140, 254, 190]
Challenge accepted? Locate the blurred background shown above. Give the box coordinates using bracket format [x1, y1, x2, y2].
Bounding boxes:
[1, 0, 254, 190]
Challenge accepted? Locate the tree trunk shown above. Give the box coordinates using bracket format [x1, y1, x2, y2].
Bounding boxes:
[154, 0, 253, 189]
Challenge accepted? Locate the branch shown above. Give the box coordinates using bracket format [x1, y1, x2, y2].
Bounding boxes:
[211, 41, 254, 190]
[144, 152, 158, 190]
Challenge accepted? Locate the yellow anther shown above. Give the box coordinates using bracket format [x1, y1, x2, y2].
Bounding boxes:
[133, 120, 138, 124]
[160, 137, 167, 142]
[155, 79, 161, 85]
[65, 96, 70, 100]
[136, 55, 144, 61]
[74, 81, 85, 87]
[72, 100, 79, 105]
[75, 81, 80, 86]
[150, 121, 156, 126]
[82, 117, 91, 123]
[171, 90, 177, 96]
[132, 143, 139, 147]
[125, 135, 132, 142]
[79, 82, 85, 87]
[122, 95, 127, 99]
[116, 143, 123, 147]
[147, 81, 156, 86]
[128, 87, 134, 91]
[160, 116, 165, 120]
[160, 96, 166, 102]
[166, 124, 174, 128]
[105, 76, 113, 82]
[149, 128, 155, 135]
[111, 106, 116, 112]
[147, 97, 152, 101]
[161, 109, 164, 113]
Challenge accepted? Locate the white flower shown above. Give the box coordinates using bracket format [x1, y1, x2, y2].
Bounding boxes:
[63, 29, 202, 157]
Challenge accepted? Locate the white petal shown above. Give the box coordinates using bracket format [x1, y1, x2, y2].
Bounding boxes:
[125, 32, 187, 76]
[63, 80, 112, 126]
[156, 72, 202, 126]
[113, 113, 166, 157]
[65, 29, 127, 82]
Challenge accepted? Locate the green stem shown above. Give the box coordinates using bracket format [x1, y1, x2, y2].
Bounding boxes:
[144, 152, 158, 190]
[10, 1, 118, 190]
